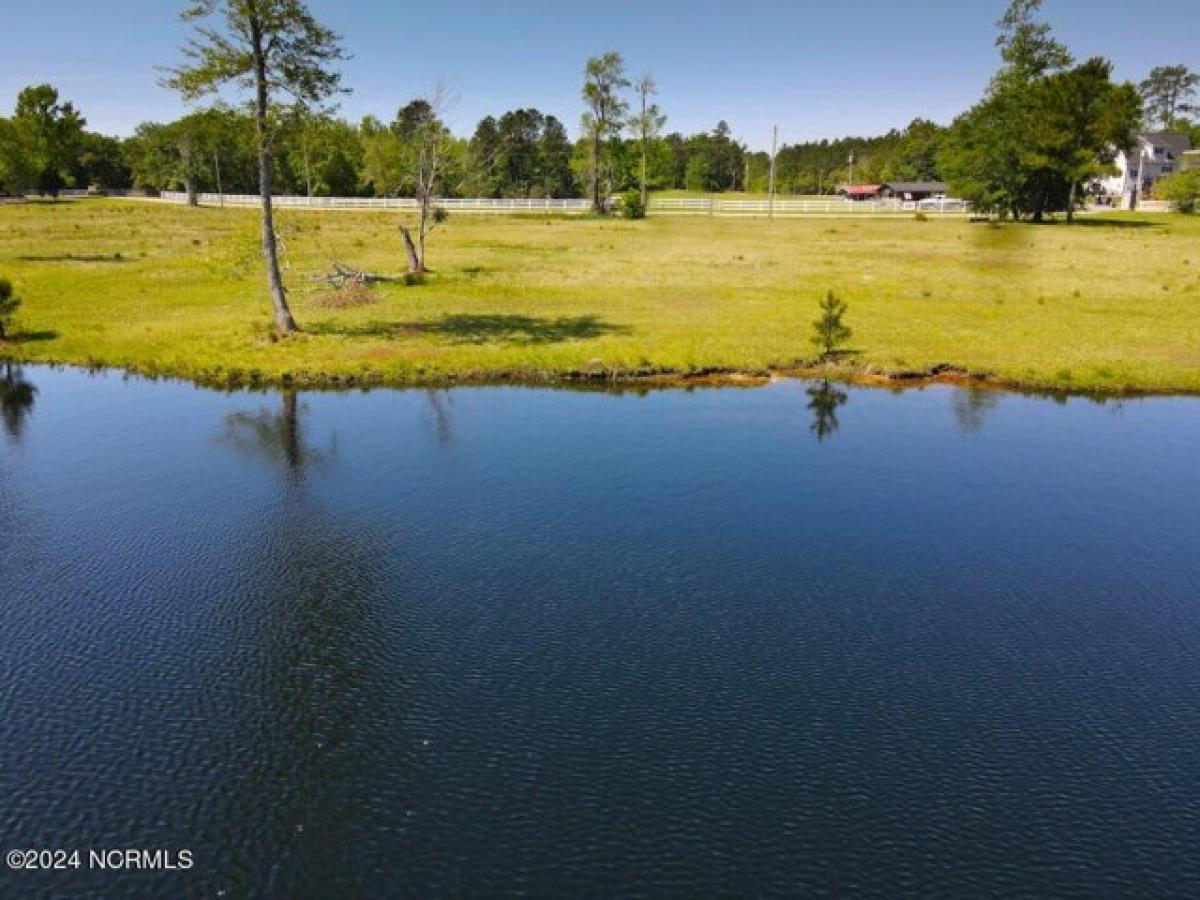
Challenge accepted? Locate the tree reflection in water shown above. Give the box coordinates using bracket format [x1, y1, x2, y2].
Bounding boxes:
[425, 389, 454, 446]
[1, 363, 37, 442]
[219, 390, 334, 479]
[952, 387, 1001, 435]
[806, 379, 848, 442]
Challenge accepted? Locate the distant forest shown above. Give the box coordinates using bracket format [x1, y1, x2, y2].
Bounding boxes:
[0, 88, 954, 200]
[1, 0, 1197, 209]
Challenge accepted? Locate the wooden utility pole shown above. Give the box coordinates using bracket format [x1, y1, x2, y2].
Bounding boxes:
[768, 125, 778, 220]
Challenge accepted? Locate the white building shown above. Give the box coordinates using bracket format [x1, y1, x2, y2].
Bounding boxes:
[1096, 132, 1193, 205]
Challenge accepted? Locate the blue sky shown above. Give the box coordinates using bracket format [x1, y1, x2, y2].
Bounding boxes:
[2, 1, 1195, 149]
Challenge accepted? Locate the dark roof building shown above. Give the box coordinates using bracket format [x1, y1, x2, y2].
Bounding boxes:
[880, 181, 948, 200]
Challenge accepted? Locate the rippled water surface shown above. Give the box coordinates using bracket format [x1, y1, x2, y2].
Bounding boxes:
[2, 365, 1200, 898]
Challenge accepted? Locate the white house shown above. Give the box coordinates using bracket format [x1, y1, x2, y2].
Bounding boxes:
[1096, 132, 1193, 206]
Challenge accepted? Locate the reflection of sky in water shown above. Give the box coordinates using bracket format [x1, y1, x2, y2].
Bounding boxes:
[3, 366, 1200, 898]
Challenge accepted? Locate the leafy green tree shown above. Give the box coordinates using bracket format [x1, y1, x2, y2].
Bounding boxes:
[495, 108, 545, 197]
[685, 152, 713, 192]
[465, 115, 502, 197]
[537, 115, 576, 198]
[0, 118, 34, 194]
[1156, 169, 1200, 213]
[941, 0, 1137, 222]
[10, 85, 86, 196]
[941, 0, 1073, 220]
[619, 189, 645, 219]
[994, 0, 1072, 82]
[810, 291, 852, 359]
[1139, 65, 1199, 129]
[74, 133, 130, 190]
[886, 119, 945, 181]
[360, 101, 466, 202]
[581, 52, 630, 213]
[709, 121, 744, 190]
[164, 0, 347, 335]
[279, 105, 363, 197]
[1033, 58, 1141, 221]
[125, 112, 224, 204]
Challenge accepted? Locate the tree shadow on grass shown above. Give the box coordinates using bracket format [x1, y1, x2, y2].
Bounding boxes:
[16, 253, 129, 262]
[1069, 218, 1160, 230]
[313, 314, 632, 346]
[4, 330, 58, 344]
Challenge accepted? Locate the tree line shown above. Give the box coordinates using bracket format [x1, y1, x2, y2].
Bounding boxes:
[2, 5, 1195, 217]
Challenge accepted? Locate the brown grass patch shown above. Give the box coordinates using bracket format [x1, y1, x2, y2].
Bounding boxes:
[311, 282, 378, 309]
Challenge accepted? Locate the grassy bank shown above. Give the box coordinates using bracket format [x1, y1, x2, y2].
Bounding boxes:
[2, 200, 1198, 391]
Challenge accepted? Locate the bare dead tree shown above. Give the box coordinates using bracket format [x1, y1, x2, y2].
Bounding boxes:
[397, 82, 455, 275]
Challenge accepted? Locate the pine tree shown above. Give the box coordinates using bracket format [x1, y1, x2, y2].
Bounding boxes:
[810, 291, 852, 359]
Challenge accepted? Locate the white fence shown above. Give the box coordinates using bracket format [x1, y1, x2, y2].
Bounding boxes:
[155, 191, 972, 217]
[160, 192, 595, 214]
[649, 197, 971, 216]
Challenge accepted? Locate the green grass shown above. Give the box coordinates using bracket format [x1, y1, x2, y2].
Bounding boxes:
[2, 199, 1199, 391]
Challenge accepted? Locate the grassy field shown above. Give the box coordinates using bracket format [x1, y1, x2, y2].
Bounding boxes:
[2, 199, 1199, 391]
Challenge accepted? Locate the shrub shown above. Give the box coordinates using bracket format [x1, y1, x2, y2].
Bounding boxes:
[810, 290, 852, 360]
[0, 278, 19, 340]
[1157, 170, 1200, 214]
[620, 190, 646, 220]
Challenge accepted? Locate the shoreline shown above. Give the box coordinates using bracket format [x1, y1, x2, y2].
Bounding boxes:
[6, 351, 1197, 399]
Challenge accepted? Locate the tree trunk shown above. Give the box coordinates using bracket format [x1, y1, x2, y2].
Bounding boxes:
[418, 206, 427, 272]
[640, 143, 648, 208]
[251, 20, 298, 335]
[1066, 180, 1077, 224]
[185, 175, 198, 207]
[399, 225, 421, 274]
[591, 131, 602, 214]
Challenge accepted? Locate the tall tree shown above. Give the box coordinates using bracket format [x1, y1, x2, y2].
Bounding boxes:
[993, 0, 1071, 82]
[1139, 65, 1199, 130]
[537, 115, 575, 198]
[0, 119, 34, 194]
[164, 0, 347, 335]
[581, 52, 629, 214]
[466, 115, 502, 197]
[495, 108, 545, 196]
[940, 0, 1074, 219]
[10, 85, 86, 196]
[630, 73, 666, 207]
[394, 87, 456, 275]
[1033, 58, 1141, 222]
[74, 133, 131, 191]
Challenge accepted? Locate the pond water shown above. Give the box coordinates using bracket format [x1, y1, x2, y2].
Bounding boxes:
[2, 364, 1200, 898]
